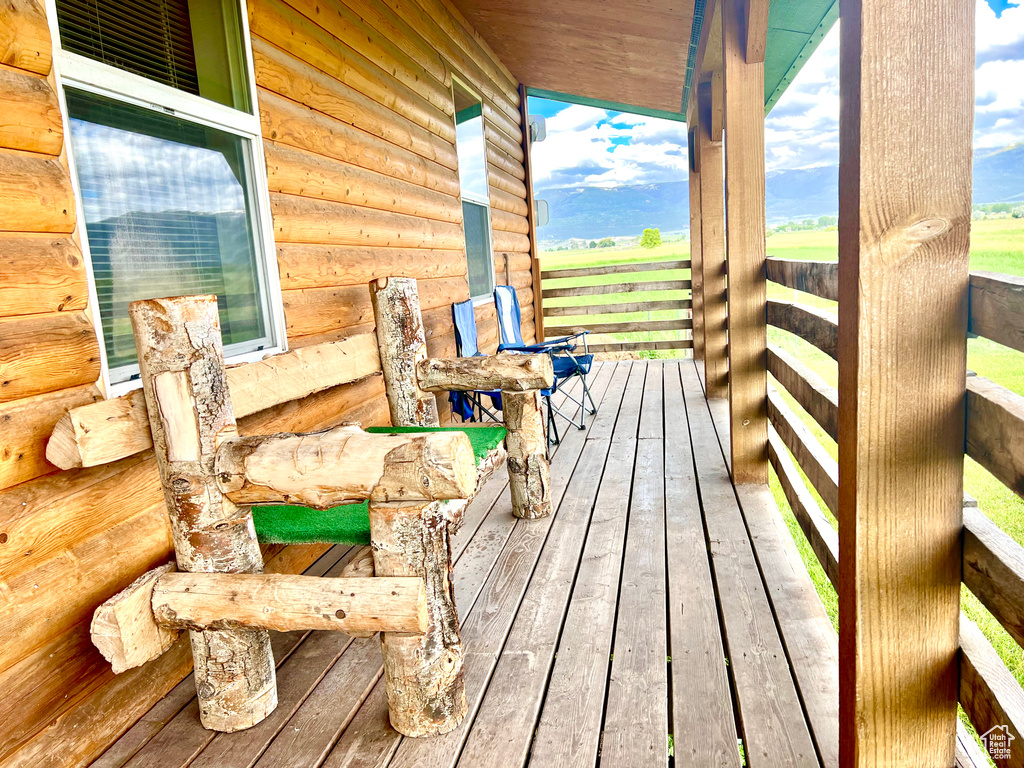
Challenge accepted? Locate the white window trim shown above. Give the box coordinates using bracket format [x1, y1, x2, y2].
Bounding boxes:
[42, 0, 287, 398]
[452, 76, 497, 306]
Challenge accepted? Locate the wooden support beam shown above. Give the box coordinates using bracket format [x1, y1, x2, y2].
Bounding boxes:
[969, 272, 1024, 354]
[502, 390, 552, 519]
[688, 125, 706, 361]
[46, 333, 382, 470]
[697, 80, 729, 399]
[837, 0, 973, 762]
[215, 425, 477, 507]
[369, 499, 467, 736]
[370, 276, 440, 427]
[723, 0, 769, 485]
[416, 354, 553, 392]
[152, 573, 427, 635]
[520, 83, 544, 342]
[130, 295, 277, 732]
[744, 0, 770, 63]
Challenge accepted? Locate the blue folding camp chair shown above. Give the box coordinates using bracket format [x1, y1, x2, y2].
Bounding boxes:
[450, 299, 503, 422]
[493, 285, 596, 445]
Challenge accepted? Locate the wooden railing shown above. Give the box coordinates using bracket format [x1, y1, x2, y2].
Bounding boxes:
[765, 257, 1024, 763]
[538, 258, 693, 354]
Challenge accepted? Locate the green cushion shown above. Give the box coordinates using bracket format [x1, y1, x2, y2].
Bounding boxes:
[253, 425, 506, 545]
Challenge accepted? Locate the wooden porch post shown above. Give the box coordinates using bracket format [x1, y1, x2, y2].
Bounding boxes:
[519, 83, 544, 343]
[722, 0, 769, 485]
[837, 0, 974, 765]
[687, 116, 705, 362]
[697, 80, 728, 400]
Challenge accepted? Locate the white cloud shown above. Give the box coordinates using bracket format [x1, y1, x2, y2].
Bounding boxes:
[533, 0, 1024, 189]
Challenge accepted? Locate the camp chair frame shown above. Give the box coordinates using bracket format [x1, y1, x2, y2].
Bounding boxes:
[492, 285, 597, 443]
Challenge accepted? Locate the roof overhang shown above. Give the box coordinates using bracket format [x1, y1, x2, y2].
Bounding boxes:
[450, 0, 838, 121]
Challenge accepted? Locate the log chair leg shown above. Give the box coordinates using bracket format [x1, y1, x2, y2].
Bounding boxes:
[503, 390, 552, 519]
[130, 296, 277, 732]
[368, 499, 467, 737]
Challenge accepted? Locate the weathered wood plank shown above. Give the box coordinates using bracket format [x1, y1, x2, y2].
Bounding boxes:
[735, 481, 840, 768]
[588, 339, 693, 353]
[768, 428, 839, 588]
[541, 279, 690, 299]
[546, 318, 692, 336]
[542, 298, 691, 317]
[541, 259, 691, 280]
[388, 385, 624, 768]
[681, 361, 819, 766]
[767, 387, 838, 513]
[837, 0, 973, 761]
[766, 300, 838, 360]
[766, 257, 839, 302]
[963, 505, 1024, 651]
[767, 344, 839, 441]
[966, 376, 1024, 502]
[0, 67, 62, 155]
[969, 271, 1024, 354]
[663, 361, 740, 766]
[960, 614, 1024, 768]
[595, 367, 669, 767]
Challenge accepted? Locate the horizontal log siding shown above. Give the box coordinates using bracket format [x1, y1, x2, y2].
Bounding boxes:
[0, 0, 533, 764]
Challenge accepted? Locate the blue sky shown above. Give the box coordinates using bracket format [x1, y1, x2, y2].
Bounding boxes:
[529, 0, 1024, 191]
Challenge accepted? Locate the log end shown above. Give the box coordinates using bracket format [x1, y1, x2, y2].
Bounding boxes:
[372, 432, 477, 502]
[90, 562, 180, 674]
[45, 412, 84, 470]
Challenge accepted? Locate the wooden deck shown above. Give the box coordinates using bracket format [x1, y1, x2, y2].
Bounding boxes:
[90, 360, 839, 768]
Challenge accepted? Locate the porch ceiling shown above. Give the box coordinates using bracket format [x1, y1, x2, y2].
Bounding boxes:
[449, 0, 696, 116]
[451, 0, 838, 121]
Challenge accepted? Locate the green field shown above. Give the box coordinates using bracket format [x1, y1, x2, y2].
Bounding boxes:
[543, 219, 1024, 751]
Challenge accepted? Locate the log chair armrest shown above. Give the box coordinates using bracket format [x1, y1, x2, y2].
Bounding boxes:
[416, 354, 554, 393]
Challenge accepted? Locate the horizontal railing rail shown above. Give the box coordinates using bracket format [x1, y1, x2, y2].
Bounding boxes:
[766, 257, 839, 301]
[765, 264, 1024, 762]
[540, 256, 693, 355]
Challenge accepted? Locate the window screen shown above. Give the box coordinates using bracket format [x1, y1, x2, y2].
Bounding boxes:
[463, 201, 493, 300]
[66, 88, 269, 381]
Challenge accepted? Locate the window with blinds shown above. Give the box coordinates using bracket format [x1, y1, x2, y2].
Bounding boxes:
[454, 81, 495, 301]
[54, 0, 250, 111]
[53, 0, 277, 385]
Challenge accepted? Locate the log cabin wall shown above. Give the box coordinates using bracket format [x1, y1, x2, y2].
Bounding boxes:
[0, 0, 535, 765]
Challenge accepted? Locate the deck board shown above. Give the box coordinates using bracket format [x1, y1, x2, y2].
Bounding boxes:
[664, 363, 741, 767]
[91, 360, 836, 768]
[602, 364, 669, 767]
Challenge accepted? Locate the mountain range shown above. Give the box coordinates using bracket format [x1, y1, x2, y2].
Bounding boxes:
[535, 143, 1024, 242]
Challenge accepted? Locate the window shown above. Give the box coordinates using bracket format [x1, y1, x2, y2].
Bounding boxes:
[453, 81, 495, 302]
[48, 0, 282, 387]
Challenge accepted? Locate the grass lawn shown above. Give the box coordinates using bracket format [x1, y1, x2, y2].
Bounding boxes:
[544, 219, 1024, 756]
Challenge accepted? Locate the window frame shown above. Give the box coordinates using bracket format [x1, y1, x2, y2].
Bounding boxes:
[452, 76, 496, 306]
[43, 0, 286, 397]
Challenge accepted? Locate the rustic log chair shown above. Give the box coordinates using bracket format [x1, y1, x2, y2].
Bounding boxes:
[87, 285, 554, 740]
